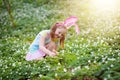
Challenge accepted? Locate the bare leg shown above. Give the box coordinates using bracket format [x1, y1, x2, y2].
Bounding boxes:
[45, 41, 58, 57]
[45, 41, 57, 51]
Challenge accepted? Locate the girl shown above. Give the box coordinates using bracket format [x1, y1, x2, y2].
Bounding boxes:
[26, 16, 80, 61]
[26, 23, 67, 61]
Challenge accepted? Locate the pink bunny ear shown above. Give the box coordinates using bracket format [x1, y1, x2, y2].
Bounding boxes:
[64, 16, 80, 34]
[74, 23, 80, 35]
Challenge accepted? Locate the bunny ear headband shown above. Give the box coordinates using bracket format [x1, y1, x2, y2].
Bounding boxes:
[63, 16, 80, 35]
[55, 16, 80, 34]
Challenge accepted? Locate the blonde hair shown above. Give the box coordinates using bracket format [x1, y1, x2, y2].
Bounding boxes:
[50, 23, 67, 49]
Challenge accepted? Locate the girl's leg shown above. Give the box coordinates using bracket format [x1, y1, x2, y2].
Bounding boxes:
[45, 41, 57, 51]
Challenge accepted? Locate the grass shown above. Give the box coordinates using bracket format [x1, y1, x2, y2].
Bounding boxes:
[0, 0, 120, 80]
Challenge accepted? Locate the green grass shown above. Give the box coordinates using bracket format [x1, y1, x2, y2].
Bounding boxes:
[0, 0, 120, 80]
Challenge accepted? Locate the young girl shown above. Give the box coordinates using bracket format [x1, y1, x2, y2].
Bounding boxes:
[26, 16, 80, 61]
[26, 23, 67, 61]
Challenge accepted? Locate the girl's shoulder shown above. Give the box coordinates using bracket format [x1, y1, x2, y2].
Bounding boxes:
[39, 30, 50, 37]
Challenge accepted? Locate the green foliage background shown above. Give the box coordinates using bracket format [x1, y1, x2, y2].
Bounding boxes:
[0, 0, 120, 80]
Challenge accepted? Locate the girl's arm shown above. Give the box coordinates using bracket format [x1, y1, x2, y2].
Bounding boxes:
[53, 49, 59, 55]
[39, 36, 56, 57]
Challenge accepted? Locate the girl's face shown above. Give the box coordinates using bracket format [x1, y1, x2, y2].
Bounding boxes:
[54, 28, 66, 38]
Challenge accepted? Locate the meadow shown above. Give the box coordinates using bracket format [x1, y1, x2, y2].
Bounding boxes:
[0, 0, 120, 80]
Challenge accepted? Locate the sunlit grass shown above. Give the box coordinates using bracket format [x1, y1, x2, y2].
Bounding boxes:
[91, 0, 117, 12]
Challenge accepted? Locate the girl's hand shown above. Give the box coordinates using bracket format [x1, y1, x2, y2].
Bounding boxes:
[48, 52, 56, 57]
[53, 49, 59, 55]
